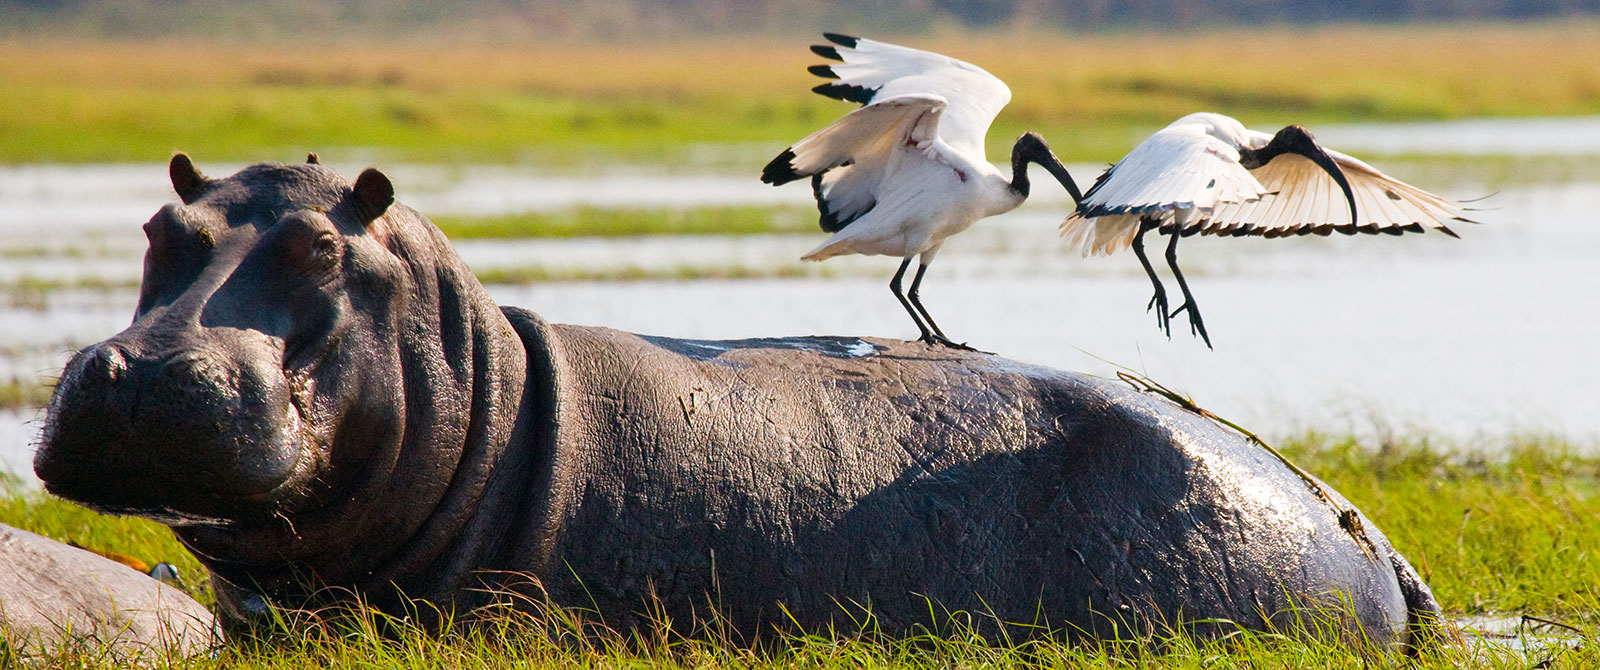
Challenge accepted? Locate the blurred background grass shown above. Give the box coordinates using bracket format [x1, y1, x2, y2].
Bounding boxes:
[3, 20, 1598, 165]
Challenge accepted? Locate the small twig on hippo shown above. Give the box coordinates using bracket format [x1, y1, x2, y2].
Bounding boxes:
[1115, 370, 1380, 559]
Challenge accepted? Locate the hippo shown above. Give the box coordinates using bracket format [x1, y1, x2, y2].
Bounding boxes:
[34, 155, 1438, 650]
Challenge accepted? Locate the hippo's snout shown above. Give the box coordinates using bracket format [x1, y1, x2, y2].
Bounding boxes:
[36, 335, 317, 522]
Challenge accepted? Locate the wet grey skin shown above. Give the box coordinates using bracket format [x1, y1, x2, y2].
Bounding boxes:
[36, 155, 1437, 649]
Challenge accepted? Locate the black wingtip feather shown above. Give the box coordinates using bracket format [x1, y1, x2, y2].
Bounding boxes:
[822, 32, 859, 48]
[808, 64, 838, 79]
[812, 174, 844, 233]
[761, 148, 803, 186]
[812, 82, 877, 105]
[811, 173, 873, 233]
[810, 45, 843, 61]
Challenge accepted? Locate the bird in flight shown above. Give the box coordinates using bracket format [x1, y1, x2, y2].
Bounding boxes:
[1061, 112, 1473, 348]
[763, 33, 1082, 350]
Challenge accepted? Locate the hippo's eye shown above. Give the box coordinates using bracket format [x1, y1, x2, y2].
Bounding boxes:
[273, 211, 342, 279]
[311, 233, 339, 262]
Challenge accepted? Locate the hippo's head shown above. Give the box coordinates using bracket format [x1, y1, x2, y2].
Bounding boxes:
[35, 154, 416, 524]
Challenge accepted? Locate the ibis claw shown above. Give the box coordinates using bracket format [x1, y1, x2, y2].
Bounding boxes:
[1168, 302, 1213, 349]
[918, 333, 984, 353]
[1146, 287, 1172, 337]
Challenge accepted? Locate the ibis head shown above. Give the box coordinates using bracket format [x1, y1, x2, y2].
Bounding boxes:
[1010, 132, 1083, 204]
[1239, 125, 1359, 226]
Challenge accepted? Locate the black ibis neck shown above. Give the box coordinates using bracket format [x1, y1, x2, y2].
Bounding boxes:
[1239, 125, 1319, 169]
[1009, 143, 1033, 198]
[1240, 125, 1358, 224]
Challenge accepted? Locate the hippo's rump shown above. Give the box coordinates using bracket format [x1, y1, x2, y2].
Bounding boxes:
[501, 308, 1432, 646]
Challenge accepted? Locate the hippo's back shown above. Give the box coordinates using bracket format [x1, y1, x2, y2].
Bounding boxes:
[501, 310, 1432, 646]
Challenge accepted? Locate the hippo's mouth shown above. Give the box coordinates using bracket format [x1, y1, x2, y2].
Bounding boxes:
[217, 397, 322, 506]
[46, 404, 320, 525]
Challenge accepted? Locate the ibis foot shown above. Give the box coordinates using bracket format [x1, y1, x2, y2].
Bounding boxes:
[1168, 301, 1213, 349]
[1131, 222, 1172, 338]
[918, 333, 982, 353]
[1147, 286, 1172, 337]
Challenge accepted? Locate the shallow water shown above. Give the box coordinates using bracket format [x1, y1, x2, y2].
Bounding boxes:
[1316, 116, 1600, 156]
[1454, 614, 1584, 655]
[2, 119, 1599, 479]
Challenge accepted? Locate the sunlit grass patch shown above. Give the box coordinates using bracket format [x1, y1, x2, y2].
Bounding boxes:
[15, 582, 1592, 668]
[1284, 433, 1600, 622]
[0, 377, 53, 411]
[0, 276, 140, 311]
[472, 263, 837, 285]
[432, 204, 820, 239]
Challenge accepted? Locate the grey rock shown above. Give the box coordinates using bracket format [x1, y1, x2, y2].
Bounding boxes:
[0, 524, 218, 659]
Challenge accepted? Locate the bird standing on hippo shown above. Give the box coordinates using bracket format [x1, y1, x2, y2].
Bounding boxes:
[36, 155, 1437, 649]
[762, 34, 1083, 350]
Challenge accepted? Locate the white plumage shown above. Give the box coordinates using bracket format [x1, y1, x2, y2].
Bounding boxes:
[1061, 112, 1474, 347]
[763, 33, 1081, 349]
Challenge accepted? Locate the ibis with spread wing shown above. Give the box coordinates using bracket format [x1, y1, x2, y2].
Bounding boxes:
[1061, 112, 1473, 348]
[763, 33, 1083, 350]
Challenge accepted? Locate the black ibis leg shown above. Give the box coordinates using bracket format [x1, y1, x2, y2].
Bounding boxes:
[890, 257, 936, 343]
[1163, 231, 1213, 349]
[907, 263, 978, 351]
[1131, 221, 1171, 337]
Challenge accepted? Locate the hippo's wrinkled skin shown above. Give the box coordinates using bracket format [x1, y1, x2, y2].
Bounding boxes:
[35, 156, 1438, 649]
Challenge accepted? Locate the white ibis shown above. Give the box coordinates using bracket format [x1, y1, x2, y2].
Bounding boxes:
[763, 33, 1083, 349]
[1061, 112, 1473, 348]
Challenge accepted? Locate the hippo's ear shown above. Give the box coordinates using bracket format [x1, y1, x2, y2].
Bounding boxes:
[169, 153, 209, 205]
[351, 168, 394, 225]
[306, 152, 320, 164]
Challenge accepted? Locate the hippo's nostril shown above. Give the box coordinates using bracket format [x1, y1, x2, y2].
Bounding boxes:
[87, 345, 129, 385]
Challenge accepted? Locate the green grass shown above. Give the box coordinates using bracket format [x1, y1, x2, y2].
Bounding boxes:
[3, 433, 1599, 666]
[1284, 433, 1600, 622]
[0, 276, 140, 312]
[0, 378, 53, 411]
[472, 263, 834, 285]
[41, 600, 1588, 669]
[4, 22, 1600, 165]
[432, 204, 819, 239]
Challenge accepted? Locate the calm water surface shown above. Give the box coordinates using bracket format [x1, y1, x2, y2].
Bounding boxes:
[3, 118, 1598, 480]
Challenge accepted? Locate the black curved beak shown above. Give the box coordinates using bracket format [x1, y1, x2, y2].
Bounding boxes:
[1298, 143, 1358, 226]
[1250, 126, 1358, 225]
[1040, 153, 1084, 204]
[1014, 132, 1083, 204]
